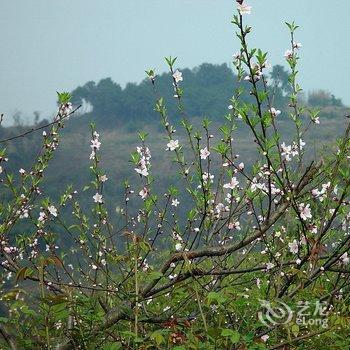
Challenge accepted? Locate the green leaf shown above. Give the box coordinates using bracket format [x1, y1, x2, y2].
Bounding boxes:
[57, 91, 72, 104]
[221, 329, 240, 343]
[150, 330, 166, 346]
[291, 324, 299, 337]
[148, 271, 164, 280]
[15, 267, 32, 282]
[207, 291, 227, 304]
[0, 317, 9, 324]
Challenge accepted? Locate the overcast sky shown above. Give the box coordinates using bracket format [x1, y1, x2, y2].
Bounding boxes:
[1, 0, 350, 124]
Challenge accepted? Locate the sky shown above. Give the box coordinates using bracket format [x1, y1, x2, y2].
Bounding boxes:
[1, 0, 350, 125]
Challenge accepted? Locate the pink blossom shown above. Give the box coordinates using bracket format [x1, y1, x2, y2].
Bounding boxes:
[269, 107, 281, 117]
[200, 147, 210, 160]
[284, 49, 293, 60]
[237, 3, 252, 15]
[223, 177, 239, 190]
[90, 139, 101, 150]
[261, 335, 269, 342]
[298, 203, 312, 221]
[139, 187, 149, 200]
[288, 239, 299, 254]
[228, 221, 241, 230]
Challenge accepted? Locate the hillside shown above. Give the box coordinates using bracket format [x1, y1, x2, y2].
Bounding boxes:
[0, 62, 348, 223]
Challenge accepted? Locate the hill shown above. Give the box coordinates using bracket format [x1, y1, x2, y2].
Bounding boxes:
[0, 62, 348, 224]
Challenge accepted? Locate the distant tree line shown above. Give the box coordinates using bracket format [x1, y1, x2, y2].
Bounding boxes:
[70, 63, 343, 129]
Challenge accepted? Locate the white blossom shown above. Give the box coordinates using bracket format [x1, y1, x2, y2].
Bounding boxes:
[99, 175, 108, 182]
[269, 107, 281, 117]
[172, 70, 183, 83]
[48, 205, 58, 217]
[93, 193, 103, 203]
[175, 243, 182, 251]
[171, 198, 180, 207]
[166, 139, 179, 151]
[340, 252, 349, 264]
[266, 262, 275, 270]
[228, 221, 241, 230]
[256, 278, 261, 289]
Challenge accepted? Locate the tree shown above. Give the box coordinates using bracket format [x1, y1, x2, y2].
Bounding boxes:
[0, 6, 349, 350]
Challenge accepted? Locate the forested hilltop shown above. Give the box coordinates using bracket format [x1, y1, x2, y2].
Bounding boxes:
[69, 62, 344, 128]
[0, 62, 347, 216]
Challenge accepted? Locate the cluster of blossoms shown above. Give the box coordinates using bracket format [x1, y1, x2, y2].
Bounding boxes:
[281, 139, 305, 161]
[0, 155, 8, 174]
[172, 231, 183, 252]
[228, 221, 241, 230]
[232, 51, 242, 68]
[57, 102, 73, 120]
[16, 196, 33, 219]
[225, 191, 240, 205]
[269, 107, 281, 117]
[244, 60, 271, 83]
[2, 245, 17, 255]
[250, 178, 282, 197]
[199, 172, 214, 188]
[135, 146, 151, 177]
[249, 165, 283, 198]
[172, 69, 183, 98]
[213, 202, 228, 218]
[90, 131, 101, 159]
[284, 41, 302, 60]
[43, 130, 59, 151]
[38, 205, 58, 224]
[311, 182, 331, 202]
[298, 203, 312, 221]
[205, 174, 241, 220]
